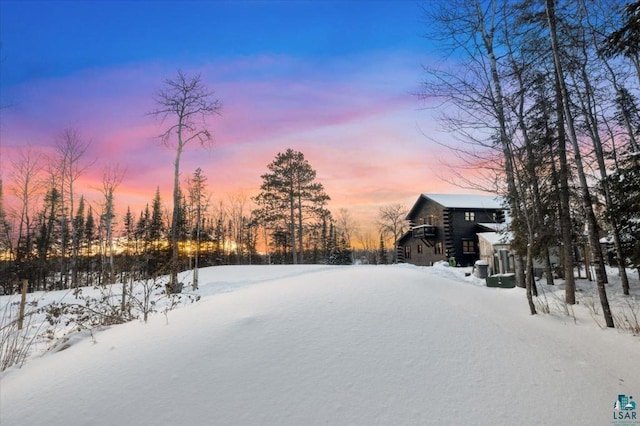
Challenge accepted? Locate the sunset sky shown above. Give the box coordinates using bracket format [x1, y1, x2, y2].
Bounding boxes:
[0, 0, 470, 235]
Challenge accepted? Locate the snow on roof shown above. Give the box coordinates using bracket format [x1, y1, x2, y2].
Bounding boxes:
[477, 222, 506, 232]
[422, 193, 504, 209]
[478, 231, 512, 245]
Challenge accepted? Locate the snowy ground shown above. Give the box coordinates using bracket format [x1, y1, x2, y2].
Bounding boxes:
[1, 263, 638, 425]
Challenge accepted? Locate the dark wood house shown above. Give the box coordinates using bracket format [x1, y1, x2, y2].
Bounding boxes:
[396, 194, 506, 267]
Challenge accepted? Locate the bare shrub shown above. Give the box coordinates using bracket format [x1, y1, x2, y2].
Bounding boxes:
[534, 296, 550, 314]
[534, 285, 551, 314]
[612, 299, 640, 335]
[580, 294, 600, 316]
[0, 297, 42, 371]
[548, 290, 577, 323]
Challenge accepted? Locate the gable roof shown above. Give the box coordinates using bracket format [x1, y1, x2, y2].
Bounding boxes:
[422, 193, 503, 209]
[406, 193, 504, 219]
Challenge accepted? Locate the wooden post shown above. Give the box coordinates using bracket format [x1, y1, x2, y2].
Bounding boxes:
[17, 279, 28, 331]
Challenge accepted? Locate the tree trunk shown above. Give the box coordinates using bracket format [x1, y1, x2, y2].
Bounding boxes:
[525, 242, 537, 315]
[572, 58, 626, 289]
[193, 205, 200, 291]
[477, 2, 525, 288]
[550, 34, 576, 305]
[170, 143, 182, 289]
[545, 0, 614, 327]
[289, 194, 297, 264]
[297, 191, 304, 264]
[543, 248, 554, 286]
[598, 58, 634, 294]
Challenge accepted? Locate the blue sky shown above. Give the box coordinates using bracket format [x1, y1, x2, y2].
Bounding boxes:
[2, 1, 425, 85]
[0, 0, 459, 231]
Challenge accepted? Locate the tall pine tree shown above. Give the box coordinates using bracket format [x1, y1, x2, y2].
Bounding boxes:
[254, 149, 330, 264]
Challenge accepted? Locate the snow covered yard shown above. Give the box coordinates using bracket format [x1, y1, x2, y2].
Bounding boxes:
[1, 264, 638, 425]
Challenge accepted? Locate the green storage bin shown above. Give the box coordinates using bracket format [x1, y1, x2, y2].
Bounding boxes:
[486, 274, 516, 288]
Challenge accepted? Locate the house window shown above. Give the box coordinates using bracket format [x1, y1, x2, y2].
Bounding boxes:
[405, 246, 411, 259]
[462, 240, 475, 254]
[417, 244, 423, 254]
[435, 242, 443, 254]
[420, 215, 436, 225]
[465, 211, 475, 221]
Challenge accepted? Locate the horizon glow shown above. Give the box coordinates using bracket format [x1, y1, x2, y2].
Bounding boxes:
[0, 1, 484, 239]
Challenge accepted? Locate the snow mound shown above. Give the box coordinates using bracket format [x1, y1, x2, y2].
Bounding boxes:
[1, 265, 638, 425]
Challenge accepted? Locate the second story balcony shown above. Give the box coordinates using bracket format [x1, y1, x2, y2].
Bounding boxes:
[412, 224, 437, 239]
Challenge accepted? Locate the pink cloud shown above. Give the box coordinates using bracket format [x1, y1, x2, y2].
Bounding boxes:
[1, 53, 470, 233]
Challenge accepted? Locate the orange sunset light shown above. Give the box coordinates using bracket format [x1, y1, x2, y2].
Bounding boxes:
[0, 1, 477, 251]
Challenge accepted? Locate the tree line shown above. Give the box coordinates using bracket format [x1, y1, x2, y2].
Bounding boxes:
[0, 70, 407, 294]
[422, 0, 640, 325]
[0, 145, 360, 294]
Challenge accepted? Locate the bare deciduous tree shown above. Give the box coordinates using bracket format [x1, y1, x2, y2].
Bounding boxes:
[335, 208, 357, 250]
[99, 164, 124, 287]
[149, 70, 221, 290]
[545, 0, 613, 327]
[10, 148, 44, 274]
[355, 229, 378, 264]
[420, 0, 528, 290]
[377, 204, 407, 263]
[227, 192, 248, 265]
[55, 128, 92, 290]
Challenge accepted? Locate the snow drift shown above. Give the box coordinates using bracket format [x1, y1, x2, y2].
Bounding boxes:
[1, 264, 638, 425]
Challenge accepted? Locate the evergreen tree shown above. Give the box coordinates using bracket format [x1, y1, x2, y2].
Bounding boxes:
[85, 207, 96, 257]
[603, 0, 640, 63]
[72, 196, 86, 286]
[254, 149, 330, 264]
[142, 189, 166, 275]
[35, 187, 62, 289]
[604, 151, 640, 277]
[123, 206, 134, 255]
[329, 233, 352, 265]
[135, 205, 150, 258]
[379, 234, 388, 265]
[129, 207, 147, 278]
[149, 188, 164, 250]
[0, 179, 11, 257]
[176, 189, 189, 243]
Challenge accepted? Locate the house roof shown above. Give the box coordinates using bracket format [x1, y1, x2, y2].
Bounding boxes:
[396, 231, 412, 245]
[406, 193, 504, 219]
[477, 222, 507, 232]
[422, 193, 504, 209]
[478, 231, 512, 245]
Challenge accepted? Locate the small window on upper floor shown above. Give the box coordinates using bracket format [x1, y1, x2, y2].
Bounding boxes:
[465, 211, 475, 221]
